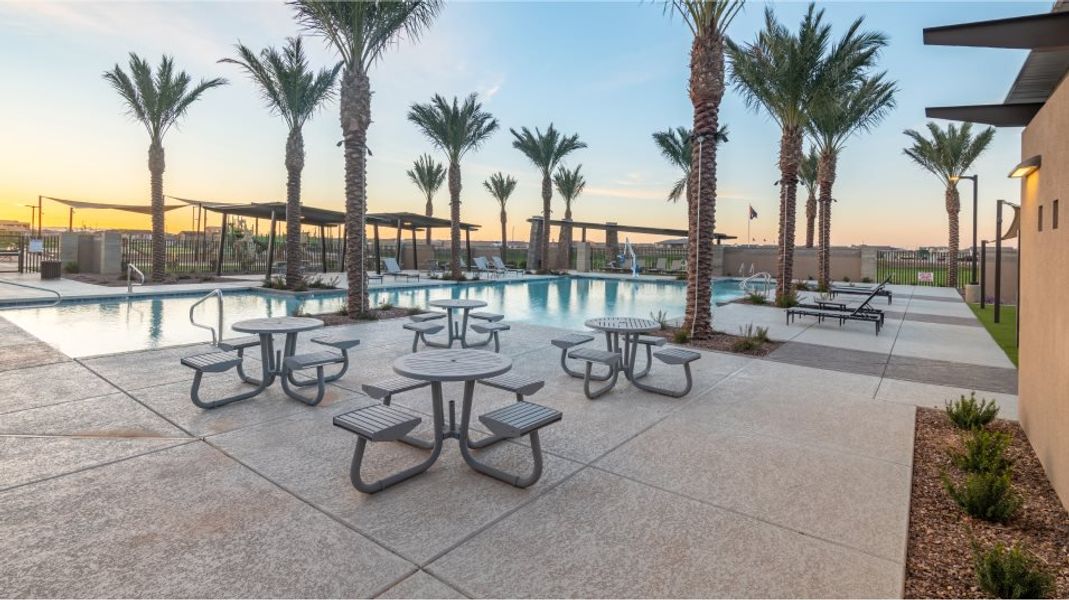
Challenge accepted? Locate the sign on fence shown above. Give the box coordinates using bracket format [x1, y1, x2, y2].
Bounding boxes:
[28, 239, 44, 254]
[917, 272, 934, 283]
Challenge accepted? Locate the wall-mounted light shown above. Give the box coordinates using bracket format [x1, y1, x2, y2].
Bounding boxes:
[1008, 155, 1041, 178]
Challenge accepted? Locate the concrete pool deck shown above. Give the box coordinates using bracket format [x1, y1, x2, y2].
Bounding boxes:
[0, 284, 1017, 597]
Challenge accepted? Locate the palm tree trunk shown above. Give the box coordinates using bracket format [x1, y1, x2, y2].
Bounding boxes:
[540, 174, 552, 273]
[425, 193, 433, 245]
[448, 161, 462, 280]
[816, 152, 837, 289]
[775, 126, 803, 302]
[499, 209, 508, 262]
[284, 128, 305, 289]
[148, 142, 166, 282]
[340, 66, 371, 316]
[558, 203, 573, 269]
[946, 185, 960, 288]
[685, 27, 725, 339]
[804, 189, 816, 248]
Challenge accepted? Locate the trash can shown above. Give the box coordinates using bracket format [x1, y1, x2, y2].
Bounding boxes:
[40, 260, 62, 280]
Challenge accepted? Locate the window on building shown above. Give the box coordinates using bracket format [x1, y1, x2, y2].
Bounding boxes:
[1039, 205, 1044, 232]
[1054, 199, 1060, 230]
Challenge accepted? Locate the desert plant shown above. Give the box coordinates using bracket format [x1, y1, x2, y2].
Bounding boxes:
[378, 301, 395, 311]
[842, 275, 851, 283]
[951, 430, 1014, 475]
[943, 471, 1022, 522]
[673, 329, 691, 344]
[793, 280, 810, 291]
[774, 290, 799, 308]
[732, 323, 770, 352]
[650, 310, 672, 330]
[404, 307, 423, 316]
[63, 261, 80, 274]
[104, 54, 226, 281]
[861, 276, 873, 283]
[946, 392, 1000, 430]
[973, 542, 1056, 599]
[746, 292, 768, 305]
[305, 275, 339, 289]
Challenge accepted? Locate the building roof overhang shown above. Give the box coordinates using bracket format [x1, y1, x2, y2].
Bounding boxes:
[924, 103, 1044, 127]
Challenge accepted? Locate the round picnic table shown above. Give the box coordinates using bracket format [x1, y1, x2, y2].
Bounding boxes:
[584, 316, 661, 381]
[393, 349, 514, 481]
[426, 298, 489, 348]
[231, 316, 323, 387]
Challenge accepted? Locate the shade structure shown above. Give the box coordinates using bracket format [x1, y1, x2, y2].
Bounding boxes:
[44, 196, 186, 214]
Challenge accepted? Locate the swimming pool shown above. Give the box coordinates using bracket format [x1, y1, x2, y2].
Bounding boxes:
[1, 277, 756, 357]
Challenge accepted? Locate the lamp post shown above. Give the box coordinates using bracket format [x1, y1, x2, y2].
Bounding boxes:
[950, 174, 978, 285]
[979, 239, 990, 309]
[994, 200, 1019, 324]
[24, 205, 36, 234]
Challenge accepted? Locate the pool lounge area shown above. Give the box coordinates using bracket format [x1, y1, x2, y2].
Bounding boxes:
[0, 277, 1020, 597]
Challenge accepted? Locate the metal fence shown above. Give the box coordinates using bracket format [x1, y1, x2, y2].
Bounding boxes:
[589, 244, 687, 272]
[0, 233, 60, 273]
[876, 249, 974, 287]
[122, 235, 344, 276]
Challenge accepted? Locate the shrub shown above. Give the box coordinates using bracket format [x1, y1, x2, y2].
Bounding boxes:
[404, 307, 424, 316]
[842, 276, 851, 283]
[378, 301, 395, 311]
[951, 430, 1014, 475]
[942, 471, 1021, 522]
[305, 275, 339, 289]
[675, 273, 686, 281]
[263, 275, 287, 290]
[732, 323, 770, 353]
[63, 261, 80, 274]
[746, 292, 768, 305]
[861, 276, 873, 284]
[973, 542, 1056, 599]
[946, 392, 1000, 430]
[650, 310, 671, 330]
[673, 329, 690, 344]
[793, 280, 810, 291]
[774, 290, 799, 308]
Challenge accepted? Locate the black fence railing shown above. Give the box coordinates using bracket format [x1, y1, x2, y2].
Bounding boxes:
[122, 235, 345, 276]
[876, 249, 974, 287]
[589, 245, 687, 272]
[0, 233, 60, 273]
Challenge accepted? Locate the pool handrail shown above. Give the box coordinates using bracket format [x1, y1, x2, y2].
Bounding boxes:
[190, 288, 224, 346]
[0, 278, 62, 308]
[127, 264, 145, 294]
[739, 271, 773, 296]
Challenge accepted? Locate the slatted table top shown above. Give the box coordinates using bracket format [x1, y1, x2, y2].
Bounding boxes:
[393, 349, 512, 382]
[584, 316, 661, 333]
[231, 317, 324, 335]
[428, 299, 488, 310]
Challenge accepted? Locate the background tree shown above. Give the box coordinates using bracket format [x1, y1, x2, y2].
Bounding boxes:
[510, 125, 586, 273]
[800, 147, 818, 248]
[293, 0, 441, 315]
[903, 122, 995, 288]
[652, 125, 729, 202]
[220, 37, 340, 289]
[408, 93, 499, 280]
[407, 154, 446, 245]
[665, 0, 742, 338]
[728, 3, 885, 303]
[103, 54, 226, 281]
[483, 172, 517, 262]
[808, 75, 896, 288]
[553, 164, 586, 269]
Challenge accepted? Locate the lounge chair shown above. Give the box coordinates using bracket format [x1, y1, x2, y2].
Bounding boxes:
[383, 257, 419, 281]
[649, 258, 668, 273]
[472, 256, 496, 278]
[491, 255, 523, 276]
[786, 284, 886, 334]
[667, 259, 685, 275]
[829, 275, 893, 304]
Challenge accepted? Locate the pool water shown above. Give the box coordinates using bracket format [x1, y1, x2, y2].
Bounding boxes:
[1, 277, 754, 358]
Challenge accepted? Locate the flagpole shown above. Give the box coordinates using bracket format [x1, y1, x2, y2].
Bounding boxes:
[747, 206, 751, 247]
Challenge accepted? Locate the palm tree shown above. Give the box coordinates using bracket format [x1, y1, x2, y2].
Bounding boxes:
[406, 153, 446, 245]
[903, 122, 995, 289]
[800, 147, 818, 248]
[651, 125, 729, 202]
[103, 54, 226, 281]
[553, 164, 586, 268]
[220, 37, 340, 289]
[408, 93, 499, 280]
[483, 172, 517, 262]
[510, 125, 586, 273]
[292, 0, 441, 316]
[664, 0, 742, 338]
[728, 3, 886, 302]
[809, 75, 896, 288]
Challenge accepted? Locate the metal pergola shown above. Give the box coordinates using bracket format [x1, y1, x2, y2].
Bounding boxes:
[366, 212, 481, 274]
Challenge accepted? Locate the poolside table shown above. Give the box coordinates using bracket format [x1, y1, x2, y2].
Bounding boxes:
[393, 349, 513, 479]
[426, 298, 489, 348]
[585, 316, 661, 381]
[231, 316, 323, 393]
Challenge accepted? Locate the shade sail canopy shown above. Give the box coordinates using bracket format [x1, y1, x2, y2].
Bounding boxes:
[198, 201, 346, 226]
[44, 196, 185, 214]
[368, 212, 481, 231]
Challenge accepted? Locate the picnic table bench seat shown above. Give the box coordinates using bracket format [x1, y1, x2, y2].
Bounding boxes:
[333, 404, 429, 493]
[567, 347, 622, 399]
[468, 373, 546, 450]
[469, 321, 511, 352]
[278, 351, 344, 406]
[409, 312, 447, 323]
[403, 321, 446, 352]
[469, 311, 504, 322]
[551, 333, 612, 381]
[181, 351, 262, 409]
[631, 347, 702, 398]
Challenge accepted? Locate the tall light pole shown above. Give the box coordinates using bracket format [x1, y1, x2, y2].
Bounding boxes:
[950, 174, 978, 285]
[994, 199, 1019, 324]
[24, 205, 37, 234]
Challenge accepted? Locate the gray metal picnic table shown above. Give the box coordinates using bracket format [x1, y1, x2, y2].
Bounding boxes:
[393, 349, 516, 481]
[584, 316, 661, 381]
[231, 316, 323, 396]
[425, 298, 489, 348]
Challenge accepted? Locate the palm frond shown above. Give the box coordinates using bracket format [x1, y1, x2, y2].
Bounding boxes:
[408, 93, 499, 162]
[407, 153, 446, 197]
[666, 0, 744, 39]
[510, 124, 587, 176]
[483, 172, 518, 210]
[553, 164, 586, 204]
[902, 121, 996, 184]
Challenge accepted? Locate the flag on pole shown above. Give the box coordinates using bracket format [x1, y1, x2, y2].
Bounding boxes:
[749, 205, 758, 220]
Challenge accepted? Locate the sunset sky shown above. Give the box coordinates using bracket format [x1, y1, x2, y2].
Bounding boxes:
[0, 1, 1041, 247]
